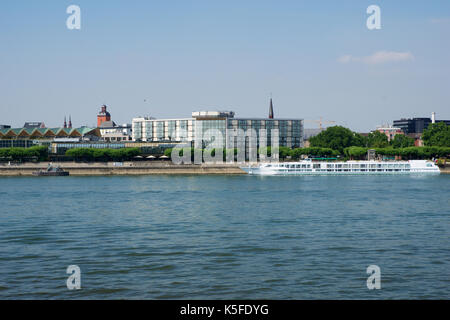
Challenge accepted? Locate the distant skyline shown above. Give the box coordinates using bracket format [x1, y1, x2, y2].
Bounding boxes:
[1, 0, 449, 131]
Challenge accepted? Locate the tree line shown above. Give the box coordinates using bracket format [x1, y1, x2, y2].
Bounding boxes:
[65, 148, 141, 161]
[162, 145, 450, 161]
[309, 123, 450, 152]
[1, 123, 448, 162]
[0, 146, 48, 162]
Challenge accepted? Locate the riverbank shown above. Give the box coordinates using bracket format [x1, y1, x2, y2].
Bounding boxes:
[439, 163, 450, 174]
[0, 161, 247, 176]
[1, 161, 449, 176]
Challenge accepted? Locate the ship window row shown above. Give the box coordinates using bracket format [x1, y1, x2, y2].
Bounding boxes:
[272, 168, 411, 172]
[327, 163, 411, 169]
[267, 163, 412, 170]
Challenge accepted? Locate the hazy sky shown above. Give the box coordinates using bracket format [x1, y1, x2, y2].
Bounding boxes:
[1, 0, 449, 131]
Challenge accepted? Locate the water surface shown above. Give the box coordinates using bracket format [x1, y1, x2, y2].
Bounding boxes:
[0, 175, 449, 299]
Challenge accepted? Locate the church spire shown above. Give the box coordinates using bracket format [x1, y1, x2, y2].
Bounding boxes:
[269, 97, 274, 119]
[63, 116, 67, 128]
[68, 115, 72, 129]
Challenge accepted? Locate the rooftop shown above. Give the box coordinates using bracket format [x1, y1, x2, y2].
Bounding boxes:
[0, 127, 100, 139]
[99, 120, 118, 128]
[23, 122, 45, 128]
[192, 111, 235, 119]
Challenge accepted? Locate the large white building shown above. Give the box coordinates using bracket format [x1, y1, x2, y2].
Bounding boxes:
[99, 121, 132, 142]
[132, 109, 304, 151]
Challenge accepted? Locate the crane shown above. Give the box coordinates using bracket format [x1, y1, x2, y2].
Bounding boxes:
[304, 117, 336, 130]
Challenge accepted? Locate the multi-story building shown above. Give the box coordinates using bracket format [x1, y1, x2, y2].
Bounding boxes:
[97, 105, 111, 127]
[393, 118, 431, 135]
[393, 113, 450, 146]
[96, 105, 132, 142]
[393, 114, 450, 134]
[132, 109, 304, 152]
[376, 126, 404, 142]
[99, 122, 132, 142]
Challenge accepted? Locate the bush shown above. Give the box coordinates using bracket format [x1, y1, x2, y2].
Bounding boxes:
[65, 148, 141, 161]
[422, 122, 450, 147]
[372, 147, 450, 159]
[367, 131, 389, 148]
[0, 146, 48, 162]
[309, 126, 366, 152]
[223, 148, 238, 160]
[164, 148, 173, 158]
[165, 147, 243, 162]
[291, 147, 339, 159]
[66, 148, 94, 160]
[344, 146, 368, 159]
[279, 146, 292, 159]
[391, 134, 414, 148]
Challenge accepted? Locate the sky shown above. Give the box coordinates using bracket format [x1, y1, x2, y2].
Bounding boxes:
[0, 0, 449, 131]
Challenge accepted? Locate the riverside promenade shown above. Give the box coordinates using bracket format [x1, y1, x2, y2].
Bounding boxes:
[0, 161, 247, 176]
[439, 163, 450, 174]
[1, 161, 448, 176]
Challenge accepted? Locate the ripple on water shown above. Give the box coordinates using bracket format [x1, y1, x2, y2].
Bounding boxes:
[0, 174, 449, 299]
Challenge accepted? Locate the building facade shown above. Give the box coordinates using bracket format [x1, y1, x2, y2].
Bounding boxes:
[96, 105, 132, 141]
[393, 116, 450, 134]
[23, 122, 45, 129]
[132, 111, 304, 151]
[376, 126, 404, 141]
[99, 122, 132, 142]
[97, 105, 111, 127]
[393, 118, 431, 135]
[0, 127, 100, 140]
[392, 114, 450, 146]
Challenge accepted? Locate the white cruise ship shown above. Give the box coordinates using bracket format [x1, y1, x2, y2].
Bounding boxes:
[241, 160, 440, 175]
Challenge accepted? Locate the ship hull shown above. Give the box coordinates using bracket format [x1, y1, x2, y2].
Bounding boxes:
[241, 160, 440, 176]
[32, 171, 69, 176]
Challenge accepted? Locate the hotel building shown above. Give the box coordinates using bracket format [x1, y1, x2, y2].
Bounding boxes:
[132, 104, 304, 152]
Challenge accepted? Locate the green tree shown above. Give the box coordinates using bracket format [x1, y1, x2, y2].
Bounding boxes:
[352, 133, 368, 148]
[367, 131, 389, 148]
[391, 134, 415, 148]
[399, 147, 419, 160]
[8, 148, 28, 161]
[291, 147, 338, 159]
[0, 146, 48, 162]
[0, 148, 9, 159]
[66, 148, 94, 160]
[437, 147, 450, 157]
[29, 146, 49, 161]
[123, 148, 141, 159]
[344, 146, 368, 160]
[278, 146, 292, 159]
[309, 126, 365, 153]
[258, 146, 271, 157]
[92, 149, 108, 160]
[422, 122, 450, 147]
[223, 148, 238, 160]
[164, 148, 173, 158]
